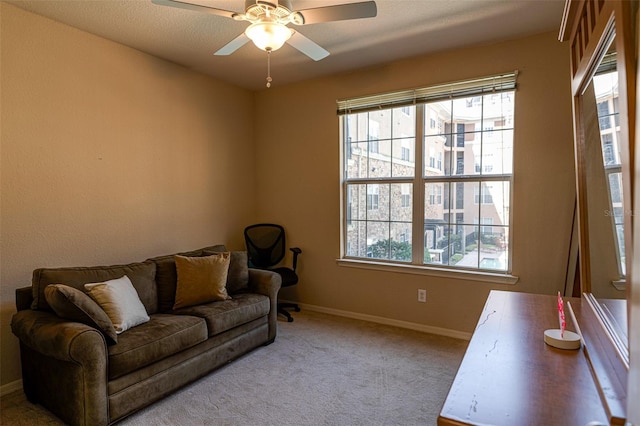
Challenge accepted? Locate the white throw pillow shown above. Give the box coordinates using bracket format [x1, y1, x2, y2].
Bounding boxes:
[85, 275, 150, 334]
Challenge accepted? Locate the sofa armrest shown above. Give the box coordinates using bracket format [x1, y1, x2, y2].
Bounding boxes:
[248, 268, 281, 298]
[248, 269, 281, 342]
[16, 286, 33, 311]
[12, 309, 107, 361]
[11, 309, 109, 425]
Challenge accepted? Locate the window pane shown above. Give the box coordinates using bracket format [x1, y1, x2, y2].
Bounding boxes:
[346, 184, 368, 257]
[481, 129, 514, 175]
[449, 224, 480, 268]
[616, 224, 625, 275]
[425, 101, 456, 177]
[480, 181, 510, 228]
[391, 183, 413, 222]
[368, 110, 391, 140]
[347, 183, 413, 262]
[367, 184, 389, 221]
[427, 181, 510, 268]
[366, 222, 390, 260]
[345, 141, 369, 179]
[425, 135, 448, 176]
[479, 226, 508, 271]
[483, 92, 515, 130]
[595, 69, 624, 276]
[346, 220, 367, 257]
[608, 172, 622, 205]
[426, 101, 451, 137]
[458, 131, 481, 175]
[347, 184, 367, 221]
[432, 181, 493, 268]
[391, 137, 415, 177]
[482, 92, 515, 125]
[453, 97, 482, 124]
[477, 182, 511, 271]
[394, 106, 416, 137]
[369, 139, 392, 178]
[358, 108, 418, 179]
[390, 222, 412, 261]
[390, 106, 416, 178]
[345, 112, 368, 143]
[424, 182, 449, 265]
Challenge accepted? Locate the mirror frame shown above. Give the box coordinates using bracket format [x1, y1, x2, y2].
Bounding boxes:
[560, 0, 636, 423]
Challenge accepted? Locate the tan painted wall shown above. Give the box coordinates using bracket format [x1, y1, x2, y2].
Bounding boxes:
[253, 32, 574, 334]
[0, 4, 256, 386]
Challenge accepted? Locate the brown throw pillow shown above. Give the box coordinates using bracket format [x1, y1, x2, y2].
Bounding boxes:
[173, 253, 231, 310]
[44, 284, 118, 345]
[203, 249, 249, 294]
[226, 251, 250, 293]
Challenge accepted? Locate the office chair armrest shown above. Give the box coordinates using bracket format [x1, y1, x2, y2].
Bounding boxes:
[290, 247, 302, 271]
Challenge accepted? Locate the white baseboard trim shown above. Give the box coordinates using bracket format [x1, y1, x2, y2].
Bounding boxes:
[287, 301, 472, 341]
[1, 379, 23, 397]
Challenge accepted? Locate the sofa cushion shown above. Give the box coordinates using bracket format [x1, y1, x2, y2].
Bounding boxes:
[149, 245, 226, 312]
[44, 284, 118, 345]
[108, 313, 207, 380]
[85, 276, 150, 334]
[32, 261, 157, 314]
[172, 293, 269, 337]
[174, 253, 231, 309]
[203, 250, 249, 294]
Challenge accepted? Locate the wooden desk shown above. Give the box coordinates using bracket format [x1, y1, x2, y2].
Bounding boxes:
[438, 290, 608, 426]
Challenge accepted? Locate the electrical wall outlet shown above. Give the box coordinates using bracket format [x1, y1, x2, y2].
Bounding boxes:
[417, 289, 427, 303]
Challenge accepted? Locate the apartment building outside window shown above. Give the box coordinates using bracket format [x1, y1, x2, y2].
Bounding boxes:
[339, 73, 516, 272]
[594, 67, 625, 276]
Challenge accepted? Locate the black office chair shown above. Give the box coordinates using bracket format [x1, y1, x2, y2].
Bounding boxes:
[244, 224, 302, 322]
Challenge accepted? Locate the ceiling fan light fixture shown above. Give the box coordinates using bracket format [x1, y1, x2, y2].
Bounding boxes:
[245, 21, 292, 52]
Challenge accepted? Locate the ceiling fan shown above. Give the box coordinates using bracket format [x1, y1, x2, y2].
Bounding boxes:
[152, 0, 377, 61]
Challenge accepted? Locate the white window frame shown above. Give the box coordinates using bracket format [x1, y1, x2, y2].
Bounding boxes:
[338, 72, 518, 281]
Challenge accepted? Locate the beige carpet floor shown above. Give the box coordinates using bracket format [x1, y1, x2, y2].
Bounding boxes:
[1, 310, 468, 426]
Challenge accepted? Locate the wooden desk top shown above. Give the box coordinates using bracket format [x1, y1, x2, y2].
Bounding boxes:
[438, 290, 608, 426]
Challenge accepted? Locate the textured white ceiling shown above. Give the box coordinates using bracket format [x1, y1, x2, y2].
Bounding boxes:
[7, 0, 565, 91]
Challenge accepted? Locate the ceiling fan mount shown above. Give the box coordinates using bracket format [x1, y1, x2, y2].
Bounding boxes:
[234, 1, 304, 26]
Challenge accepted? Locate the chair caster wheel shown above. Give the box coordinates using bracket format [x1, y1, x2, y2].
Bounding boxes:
[287, 317, 294, 322]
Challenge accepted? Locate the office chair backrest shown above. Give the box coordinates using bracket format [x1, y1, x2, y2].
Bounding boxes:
[244, 224, 286, 268]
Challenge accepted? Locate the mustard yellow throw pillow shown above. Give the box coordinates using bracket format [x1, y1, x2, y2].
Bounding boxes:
[173, 253, 231, 309]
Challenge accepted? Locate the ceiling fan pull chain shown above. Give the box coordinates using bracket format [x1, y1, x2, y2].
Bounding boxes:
[266, 49, 273, 88]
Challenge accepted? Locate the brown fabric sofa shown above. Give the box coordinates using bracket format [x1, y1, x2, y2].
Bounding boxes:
[10, 245, 281, 426]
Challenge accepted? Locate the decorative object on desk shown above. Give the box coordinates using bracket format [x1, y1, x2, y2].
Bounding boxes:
[558, 291, 566, 337]
[543, 292, 581, 350]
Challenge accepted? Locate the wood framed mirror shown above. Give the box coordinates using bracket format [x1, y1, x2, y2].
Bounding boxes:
[560, 0, 637, 423]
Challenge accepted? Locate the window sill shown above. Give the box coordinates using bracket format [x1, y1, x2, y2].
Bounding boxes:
[336, 258, 519, 285]
[611, 279, 626, 291]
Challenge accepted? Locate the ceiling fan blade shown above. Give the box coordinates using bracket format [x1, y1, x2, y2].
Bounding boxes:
[286, 31, 330, 61]
[151, 0, 236, 19]
[296, 1, 377, 25]
[214, 33, 250, 56]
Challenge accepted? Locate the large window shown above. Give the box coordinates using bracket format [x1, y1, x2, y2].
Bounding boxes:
[340, 73, 516, 272]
